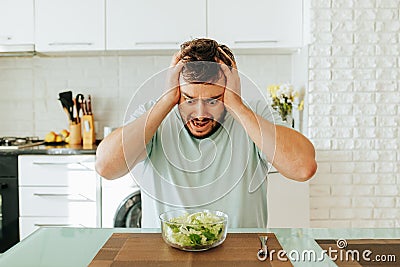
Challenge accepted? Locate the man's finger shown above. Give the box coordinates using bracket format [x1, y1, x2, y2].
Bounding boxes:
[171, 60, 184, 76]
[217, 47, 237, 69]
[170, 51, 182, 67]
[218, 62, 232, 77]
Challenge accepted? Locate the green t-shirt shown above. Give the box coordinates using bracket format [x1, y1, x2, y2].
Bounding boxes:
[129, 100, 285, 228]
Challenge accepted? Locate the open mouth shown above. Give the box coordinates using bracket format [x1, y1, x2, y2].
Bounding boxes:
[189, 118, 212, 131]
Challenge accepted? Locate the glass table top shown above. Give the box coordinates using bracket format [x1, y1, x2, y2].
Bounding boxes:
[0, 227, 399, 267]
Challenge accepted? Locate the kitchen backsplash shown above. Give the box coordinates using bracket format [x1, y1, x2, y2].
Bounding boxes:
[0, 54, 293, 138]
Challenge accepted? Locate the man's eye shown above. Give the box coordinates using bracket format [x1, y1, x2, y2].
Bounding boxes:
[207, 99, 218, 105]
[186, 99, 195, 104]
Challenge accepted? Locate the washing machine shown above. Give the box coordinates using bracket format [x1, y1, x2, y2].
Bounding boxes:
[101, 165, 142, 228]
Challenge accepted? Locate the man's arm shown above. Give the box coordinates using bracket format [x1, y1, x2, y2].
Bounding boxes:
[95, 53, 183, 179]
[218, 48, 317, 182]
[228, 104, 317, 181]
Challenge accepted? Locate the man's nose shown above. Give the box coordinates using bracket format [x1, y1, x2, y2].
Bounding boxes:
[194, 100, 207, 117]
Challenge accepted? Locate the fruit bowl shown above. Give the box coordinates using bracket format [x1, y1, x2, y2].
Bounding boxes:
[160, 209, 228, 251]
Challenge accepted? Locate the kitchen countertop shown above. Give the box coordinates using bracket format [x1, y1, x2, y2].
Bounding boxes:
[0, 227, 399, 267]
[0, 142, 99, 155]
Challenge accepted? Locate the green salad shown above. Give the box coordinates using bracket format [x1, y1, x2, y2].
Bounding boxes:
[162, 211, 226, 248]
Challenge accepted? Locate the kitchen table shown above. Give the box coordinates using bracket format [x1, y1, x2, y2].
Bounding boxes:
[0, 227, 399, 266]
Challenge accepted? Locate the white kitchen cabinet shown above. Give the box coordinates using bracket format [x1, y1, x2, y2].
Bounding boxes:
[0, 0, 34, 51]
[35, 0, 105, 52]
[106, 0, 206, 50]
[18, 155, 100, 240]
[32, 0, 305, 52]
[267, 172, 309, 228]
[207, 0, 304, 49]
[19, 187, 96, 217]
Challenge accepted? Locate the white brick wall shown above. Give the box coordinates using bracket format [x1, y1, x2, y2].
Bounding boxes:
[0, 54, 292, 138]
[309, 0, 400, 227]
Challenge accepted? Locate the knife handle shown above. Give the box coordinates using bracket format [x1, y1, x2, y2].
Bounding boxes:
[82, 99, 88, 115]
[87, 95, 92, 115]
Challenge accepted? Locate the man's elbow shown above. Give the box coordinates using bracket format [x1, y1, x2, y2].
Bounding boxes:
[95, 154, 120, 180]
[297, 160, 317, 182]
[95, 158, 112, 180]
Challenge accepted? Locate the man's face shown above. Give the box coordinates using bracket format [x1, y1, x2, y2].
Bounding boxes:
[178, 74, 226, 139]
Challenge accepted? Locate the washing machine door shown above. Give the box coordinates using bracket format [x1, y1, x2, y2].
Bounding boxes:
[114, 189, 141, 228]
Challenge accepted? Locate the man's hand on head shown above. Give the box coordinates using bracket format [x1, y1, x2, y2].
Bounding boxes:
[217, 47, 243, 113]
[160, 51, 184, 109]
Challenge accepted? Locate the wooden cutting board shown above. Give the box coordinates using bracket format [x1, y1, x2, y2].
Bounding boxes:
[89, 233, 292, 267]
[316, 239, 400, 267]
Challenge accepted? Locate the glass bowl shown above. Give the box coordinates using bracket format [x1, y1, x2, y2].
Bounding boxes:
[159, 209, 228, 251]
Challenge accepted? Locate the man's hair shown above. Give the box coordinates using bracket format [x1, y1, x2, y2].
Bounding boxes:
[180, 38, 235, 84]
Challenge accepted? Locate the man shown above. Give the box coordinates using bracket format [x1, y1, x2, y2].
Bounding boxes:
[96, 38, 317, 228]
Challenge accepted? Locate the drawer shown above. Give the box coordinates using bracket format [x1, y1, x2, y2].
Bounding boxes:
[18, 155, 96, 186]
[19, 216, 97, 240]
[19, 187, 97, 217]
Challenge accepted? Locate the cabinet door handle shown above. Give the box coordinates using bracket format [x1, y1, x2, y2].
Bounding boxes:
[0, 36, 12, 41]
[234, 40, 278, 44]
[48, 42, 94, 46]
[32, 162, 94, 165]
[34, 223, 86, 227]
[33, 162, 73, 165]
[33, 193, 94, 202]
[134, 41, 179, 46]
[32, 161, 94, 171]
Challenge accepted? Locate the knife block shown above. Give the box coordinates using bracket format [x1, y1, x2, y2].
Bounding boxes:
[82, 115, 96, 145]
[69, 123, 82, 145]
